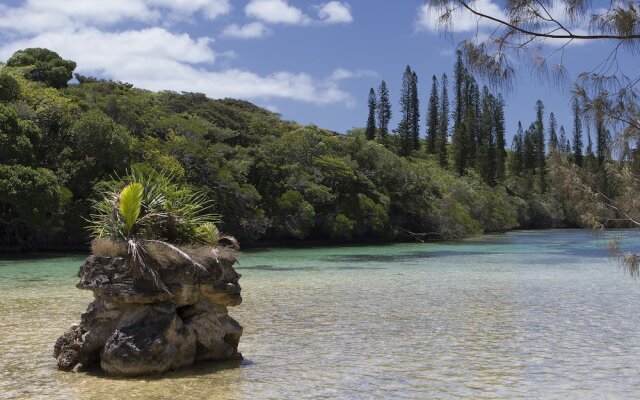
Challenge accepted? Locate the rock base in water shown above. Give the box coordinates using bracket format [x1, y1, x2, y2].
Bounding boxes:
[54, 246, 243, 376]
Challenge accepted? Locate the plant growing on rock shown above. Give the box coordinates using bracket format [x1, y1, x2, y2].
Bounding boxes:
[88, 168, 227, 292]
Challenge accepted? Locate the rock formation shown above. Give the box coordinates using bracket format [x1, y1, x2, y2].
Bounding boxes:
[54, 245, 243, 375]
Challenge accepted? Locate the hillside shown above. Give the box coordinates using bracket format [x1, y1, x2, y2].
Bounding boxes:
[0, 49, 576, 250]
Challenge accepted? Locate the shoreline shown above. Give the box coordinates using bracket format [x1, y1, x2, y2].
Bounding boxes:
[0, 226, 587, 256]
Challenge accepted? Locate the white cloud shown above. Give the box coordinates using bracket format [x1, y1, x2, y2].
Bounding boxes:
[0, 28, 216, 70]
[416, 0, 504, 33]
[217, 50, 238, 60]
[0, 0, 231, 34]
[148, 0, 231, 20]
[245, 0, 353, 26]
[245, 0, 311, 25]
[222, 22, 271, 39]
[317, 1, 353, 24]
[0, 27, 355, 106]
[329, 68, 377, 81]
[0, 0, 362, 107]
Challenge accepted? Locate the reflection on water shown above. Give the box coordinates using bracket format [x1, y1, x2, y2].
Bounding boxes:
[1, 230, 640, 399]
[324, 252, 433, 263]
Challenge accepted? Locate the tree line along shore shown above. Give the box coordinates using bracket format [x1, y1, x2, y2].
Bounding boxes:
[0, 48, 631, 251]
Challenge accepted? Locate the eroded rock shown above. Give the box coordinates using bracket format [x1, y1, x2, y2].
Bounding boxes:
[54, 247, 243, 376]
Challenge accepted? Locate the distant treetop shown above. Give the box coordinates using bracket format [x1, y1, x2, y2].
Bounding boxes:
[6, 48, 76, 89]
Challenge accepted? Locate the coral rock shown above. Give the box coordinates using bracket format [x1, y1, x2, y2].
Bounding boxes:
[54, 248, 243, 376]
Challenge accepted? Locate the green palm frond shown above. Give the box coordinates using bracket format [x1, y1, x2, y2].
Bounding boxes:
[89, 168, 223, 243]
[85, 167, 235, 295]
[128, 167, 170, 212]
[87, 195, 124, 239]
[119, 182, 144, 236]
[196, 222, 221, 246]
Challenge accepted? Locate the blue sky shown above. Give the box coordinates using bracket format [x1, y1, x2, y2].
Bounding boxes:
[0, 0, 635, 145]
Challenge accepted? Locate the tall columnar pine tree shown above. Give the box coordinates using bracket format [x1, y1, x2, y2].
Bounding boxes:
[466, 78, 480, 166]
[548, 112, 558, 150]
[558, 125, 570, 153]
[453, 50, 466, 127]
[398, 66, 413, 156]
[452, 50, 467, 174]
[572, 97, 584, 167]
[463, 105, 478, 174]
[365, 88, 377, 140]
[377, 80, 391, 142]
[534, 100, 546, 191]
[410, 71, 420, 151]
[510, 121, 525, 175]
[524, 123, 537, 171]
[476, 86, 496, 185]
[398, 66, 421, 155]
[399, 67, 412, 127]
[436, 73, 449, 167]
[595, 104, 609, 167]
[426, 75, 439, 155]
[452, 72, 483, 176]
[494, 94, 506, 182]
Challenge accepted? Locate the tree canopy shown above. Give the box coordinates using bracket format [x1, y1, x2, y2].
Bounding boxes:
[7, 48, 76, 89]
[0, 47, 627, 252]
[427, 0, 640, 275]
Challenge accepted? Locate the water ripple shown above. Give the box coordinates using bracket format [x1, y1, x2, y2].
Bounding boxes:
[0, 230, 639, 399]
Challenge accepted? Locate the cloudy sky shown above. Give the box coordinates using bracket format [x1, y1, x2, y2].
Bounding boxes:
[0, 0, 634, 142]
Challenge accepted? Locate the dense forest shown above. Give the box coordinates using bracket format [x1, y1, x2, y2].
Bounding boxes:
[0, 48, 633, 250]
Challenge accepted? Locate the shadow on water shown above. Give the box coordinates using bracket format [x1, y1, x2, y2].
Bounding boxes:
[0, 252, 85, 261]
[238, 264, 387, 272]
[324, 252, 433, 263]
[325, 246, 610, 264]
[18, 277, 50, 282]
[334, 265, 387, 270]
[324, 250, 496, 263]
[238, 264, 316, 272]
[78, 358, 246, 381]
[240, 241, 399, 253]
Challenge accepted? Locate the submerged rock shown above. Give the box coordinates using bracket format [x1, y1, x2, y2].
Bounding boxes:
[54, 246, 243, 376]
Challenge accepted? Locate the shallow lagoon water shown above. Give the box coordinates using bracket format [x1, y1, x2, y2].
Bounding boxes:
[1, 230, 639, 399]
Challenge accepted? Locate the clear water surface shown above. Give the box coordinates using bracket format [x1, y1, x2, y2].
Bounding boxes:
[1, 230, 639, 399]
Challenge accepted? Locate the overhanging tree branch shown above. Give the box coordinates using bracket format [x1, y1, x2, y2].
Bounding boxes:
[454, 0, 640, 40]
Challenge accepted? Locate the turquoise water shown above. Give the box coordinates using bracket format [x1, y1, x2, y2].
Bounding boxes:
[0, 230, 639, 399]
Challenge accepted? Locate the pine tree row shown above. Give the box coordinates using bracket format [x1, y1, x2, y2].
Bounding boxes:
[510, 96, 611, 184]
[364, 52, 612, 190]
[365, 52, 506, 186]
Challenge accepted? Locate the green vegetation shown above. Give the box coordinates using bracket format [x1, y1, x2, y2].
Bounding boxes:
[0, 47, 631, 251]
[89, 168, 221, 246]
[397, 65, 420, 155]
[6, 48, 76, 89]
[88, 168, 223, 291]
[365, 88, 377, 141]
[376, 80, 391, 141]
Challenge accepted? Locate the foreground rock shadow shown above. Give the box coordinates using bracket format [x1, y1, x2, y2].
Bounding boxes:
[77, 357, 248, 381]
